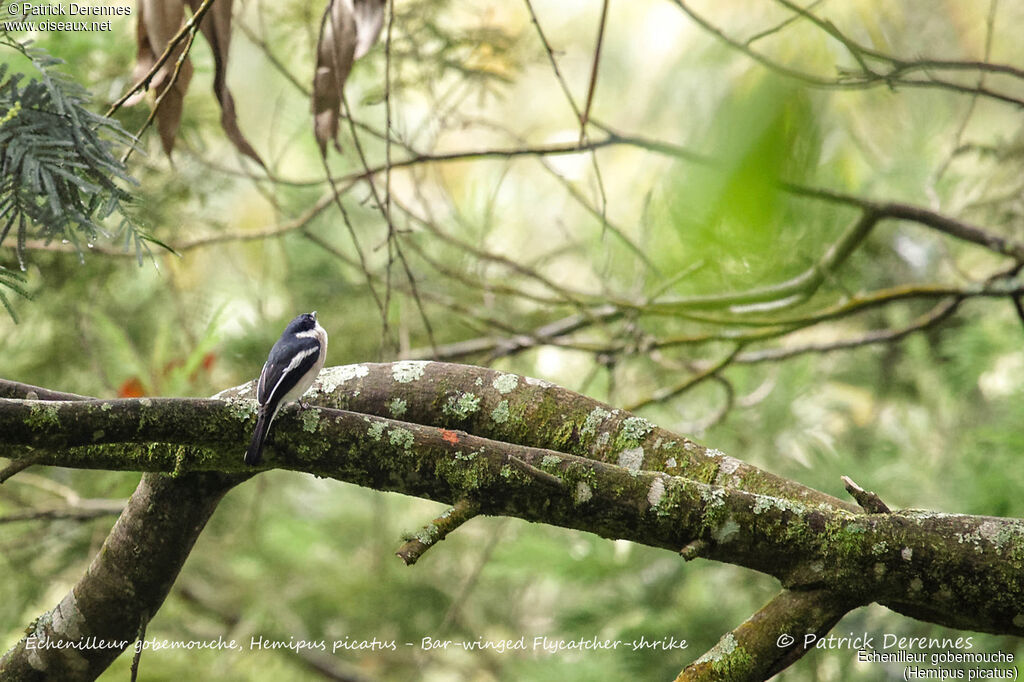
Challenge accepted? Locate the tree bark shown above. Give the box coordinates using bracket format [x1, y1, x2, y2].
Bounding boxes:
[0, 472, 240, 680]
[1, 363, 1022, 680]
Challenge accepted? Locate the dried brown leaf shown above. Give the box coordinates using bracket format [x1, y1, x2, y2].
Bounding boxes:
[130, 0, 193, 156]
[312, 0, 387, 154]
[353, 0, 386, 59]
[185, 0, 266, 168]
[313, 0, 357, 154]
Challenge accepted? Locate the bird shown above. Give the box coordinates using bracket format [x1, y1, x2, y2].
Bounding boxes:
[245, 311, 328, 466]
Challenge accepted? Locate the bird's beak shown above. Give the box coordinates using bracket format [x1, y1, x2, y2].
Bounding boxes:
[311, 311, 318, 320]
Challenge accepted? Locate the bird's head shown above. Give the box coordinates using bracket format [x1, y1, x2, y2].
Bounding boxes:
[286, 311, 319, 334]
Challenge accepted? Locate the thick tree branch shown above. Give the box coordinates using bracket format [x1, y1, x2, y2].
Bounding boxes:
[0, 363, 1022, 647]
[0, 380, 247, 681]
[0, 379, 90, 401]
[677, 589, 854, 681]
[260, 362, 858, 512]
[0, 471, 242, 680]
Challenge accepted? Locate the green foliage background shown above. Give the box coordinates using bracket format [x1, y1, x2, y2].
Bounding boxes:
[3, 1, 1024, 679]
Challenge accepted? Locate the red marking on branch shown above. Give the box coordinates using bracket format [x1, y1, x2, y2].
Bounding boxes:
[440, 429, 459, 445]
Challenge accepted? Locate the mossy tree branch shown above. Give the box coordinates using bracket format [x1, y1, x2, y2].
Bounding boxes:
[0, 379, 246, 681]
[396, 498, 480, 565]
[1, 363, 1023, 681]
[676, 589, 855, 681]
[0, 472, 240, 681]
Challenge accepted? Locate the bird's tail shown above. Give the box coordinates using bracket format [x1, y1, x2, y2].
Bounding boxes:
[245, 408, 273, 466]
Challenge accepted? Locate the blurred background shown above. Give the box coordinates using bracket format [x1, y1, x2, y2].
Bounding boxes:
[2, 0, 1024, 679]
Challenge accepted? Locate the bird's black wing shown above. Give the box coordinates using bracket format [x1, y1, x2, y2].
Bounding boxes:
[256, 335, 322, 407]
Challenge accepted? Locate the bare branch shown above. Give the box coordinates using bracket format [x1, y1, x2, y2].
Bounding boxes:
[841, 476, 891, 514]
[522, 0, 585, 123]
[670, 0, 1024, 108]
[579, 0, 609, 143]
[0, 456, 40, 485]
[0, 499, 125, 524]
[396, 498, 480, 566]
[677, 589, 855, 681]
[626, 344, 743, 412]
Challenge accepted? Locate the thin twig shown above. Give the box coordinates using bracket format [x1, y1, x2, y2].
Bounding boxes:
[932, 0, 999, 183]
[106, 0, 218, 116]
[0, 456, 39, 485]
[522, 0, 584, 122]
[669, 0, 1024, 108]
[507, 454, 567, 489]
[745, 0, 824, 46]
[0, 500, 126, 524]
[579, 0, 609, 145]
[627, 344, 743, 412]
[129, 611, 149, 682]
[384, 0, 397, 353]
[120, 10, 204, 165]
[340, 94, 438, 356]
